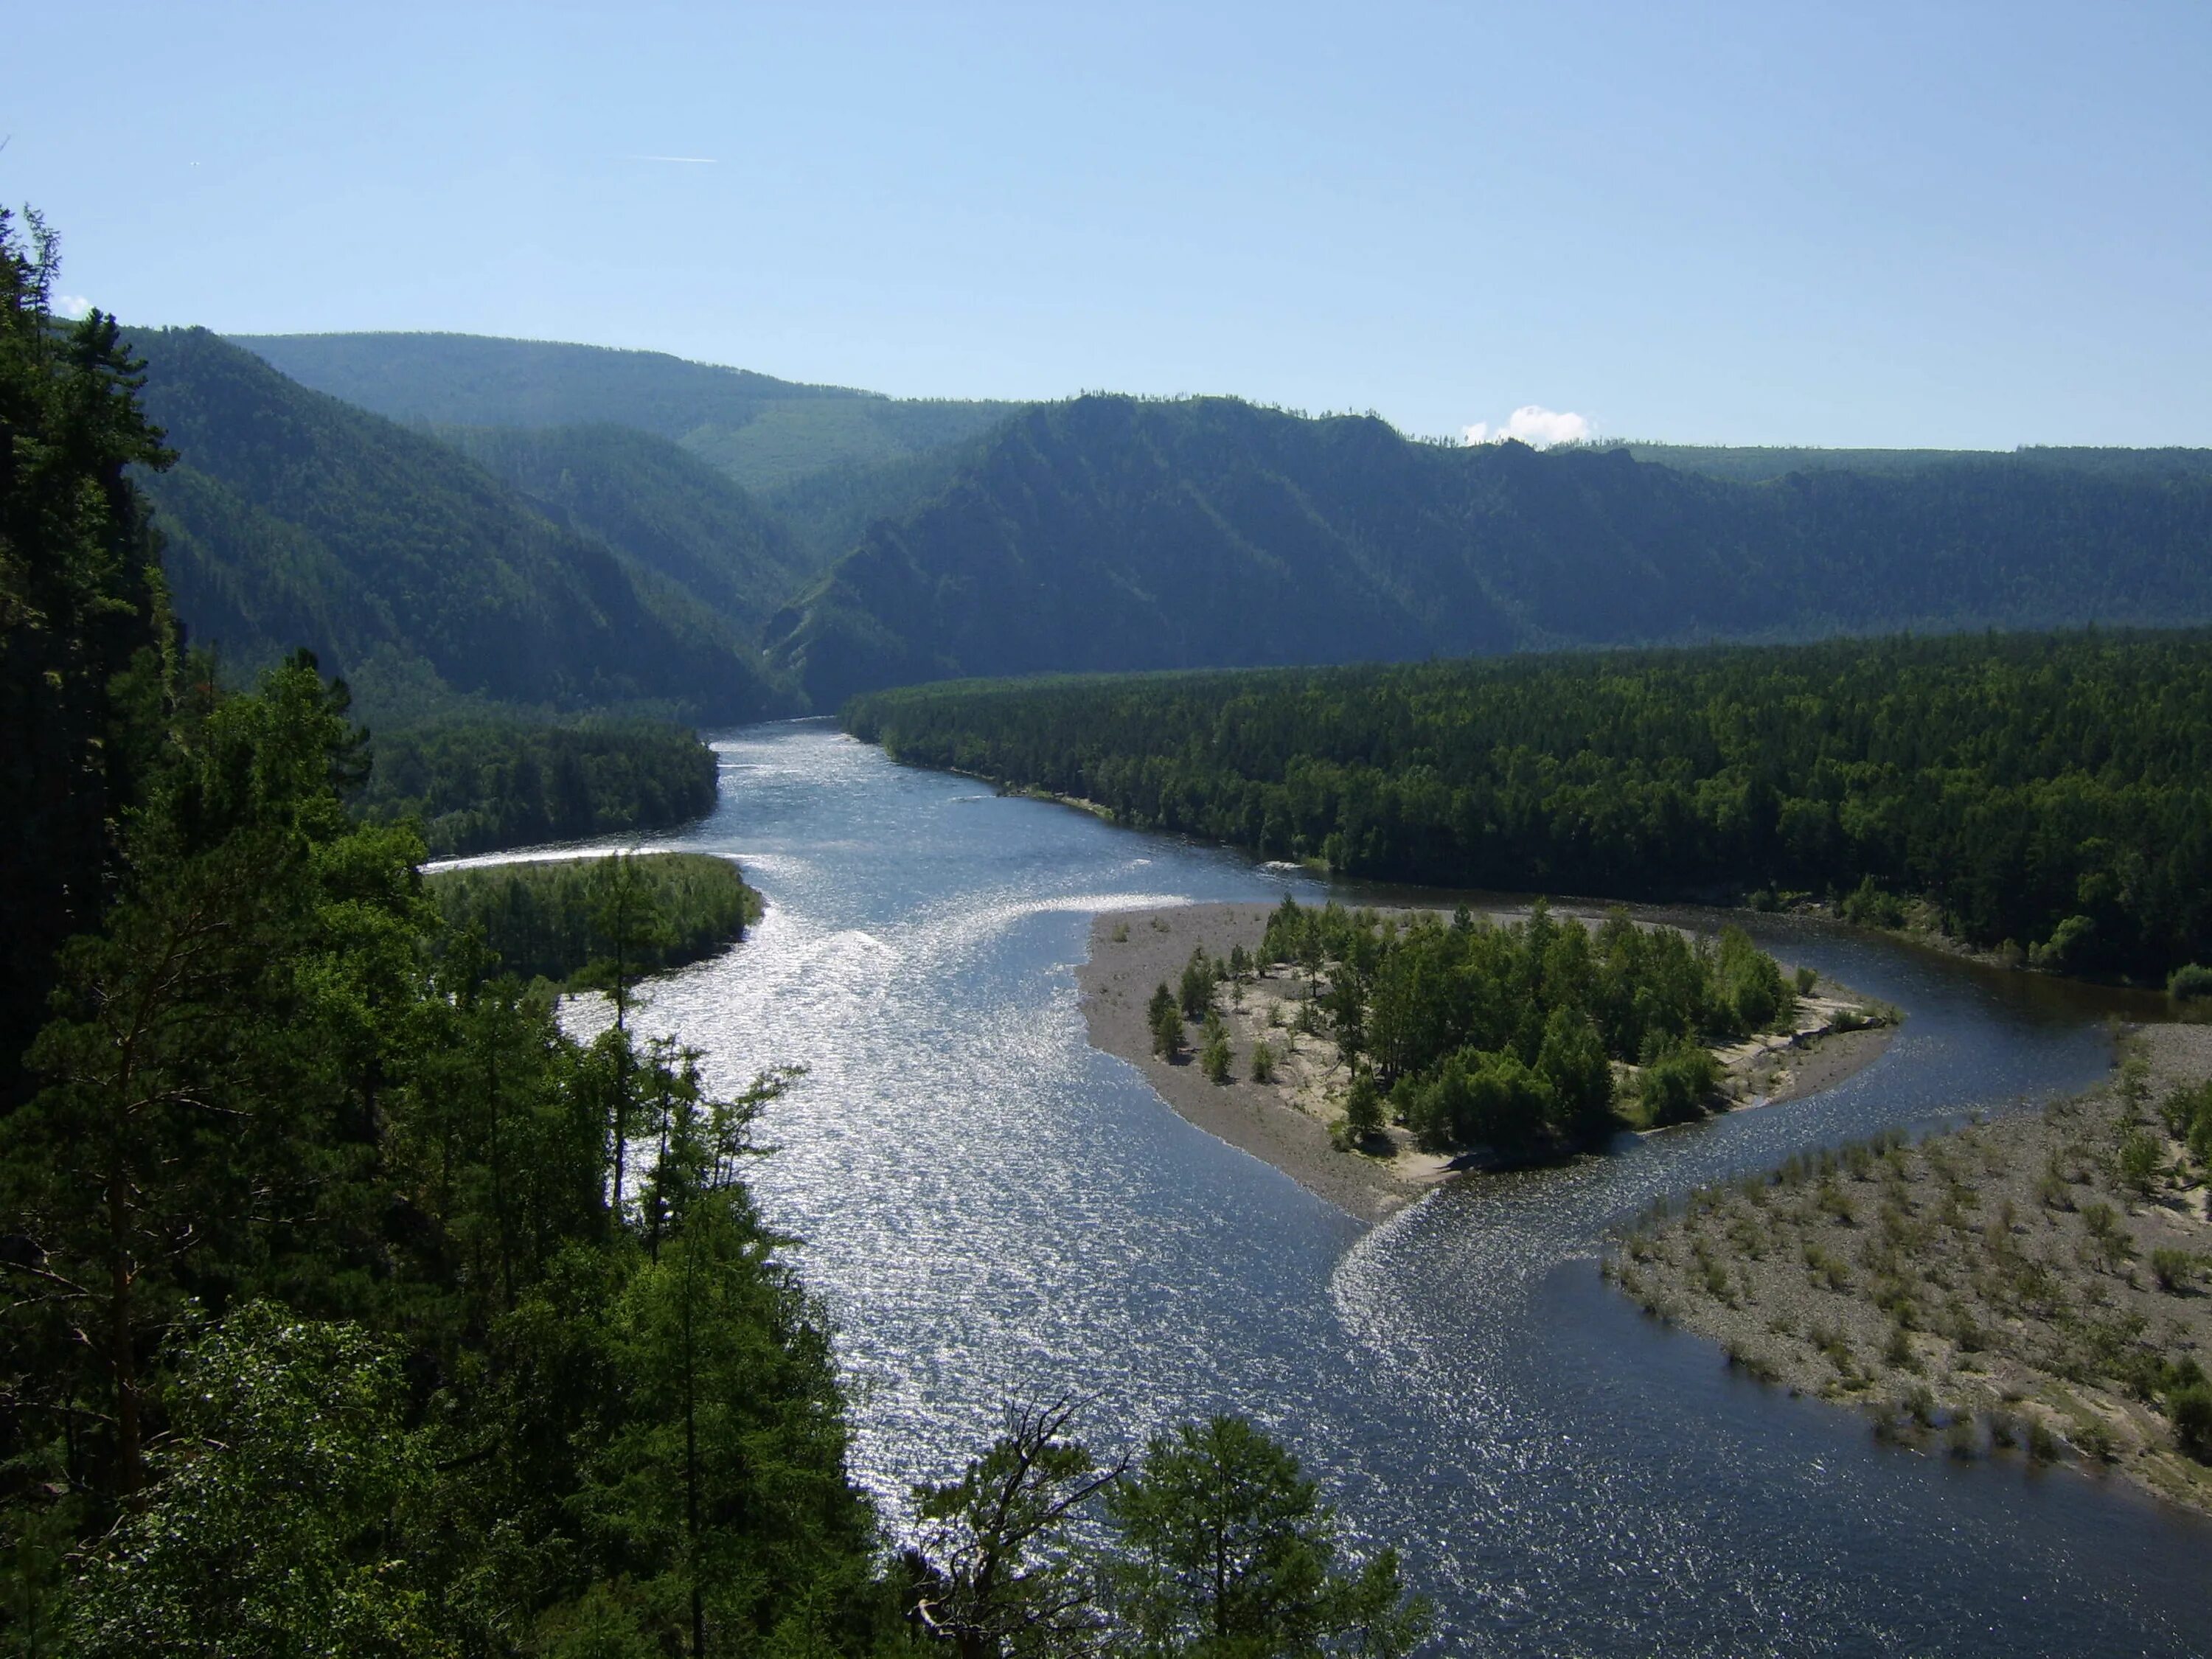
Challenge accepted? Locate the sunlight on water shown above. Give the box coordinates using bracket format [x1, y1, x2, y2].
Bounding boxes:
[536, 720, 2207, 1657]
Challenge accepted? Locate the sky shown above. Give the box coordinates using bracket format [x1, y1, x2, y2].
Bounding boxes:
[8, 1, 2210, 448]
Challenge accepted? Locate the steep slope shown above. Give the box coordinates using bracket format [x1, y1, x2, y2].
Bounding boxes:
[767, 395, 2212, 708]
[439, 424, 809, 632]
[131, 327, 790, 718]
[232, 330, 1018, 495]
[764, 397, 1513, 704]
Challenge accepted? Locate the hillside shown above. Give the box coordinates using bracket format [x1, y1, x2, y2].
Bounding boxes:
[769, 395, 2212, 708]
[233, 330, 1019, 495]
[131, 327, 793, 718]
[439, 423, 809, 633]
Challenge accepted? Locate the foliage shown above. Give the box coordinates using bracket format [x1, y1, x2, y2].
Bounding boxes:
[850, 630, 2212, 980]
[1178, 950, 1217, 1022]
[356, 713, 719, 854]
[2168, 963, 2212, 1002]
[0, 208, 175, 1106]
[1639, 1041, 1723, 1129]
[1148, 983, 1183, 1061]
[2171, 1385, 2212, 1461]
[60, 1307, 447, 1659]
[1104, 1415, 1428, 1659]
[1259, 897, 1770, 1154]
[0, 651, 888, 1655]
[1200, 1015, 1234, 1085]
[906, 1399, 1121, 1659]
[428, 853, 758, 987]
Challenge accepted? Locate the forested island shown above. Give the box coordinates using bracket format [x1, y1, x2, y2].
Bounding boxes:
[358, 715, 720, 855]
[0, 209, 1441, 1658]
[428, 851, 762, 984]
[1080, 897, 1891, 1222]
[846, 633, 2212, 984]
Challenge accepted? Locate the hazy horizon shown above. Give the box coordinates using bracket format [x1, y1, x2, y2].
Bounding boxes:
[12, 1, 2210, 450]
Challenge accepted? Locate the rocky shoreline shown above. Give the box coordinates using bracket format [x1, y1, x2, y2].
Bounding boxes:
[1609, 1023, 2212, 1517]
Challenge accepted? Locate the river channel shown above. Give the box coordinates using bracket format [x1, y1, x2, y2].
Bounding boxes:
[481, 717, 2211, 1655]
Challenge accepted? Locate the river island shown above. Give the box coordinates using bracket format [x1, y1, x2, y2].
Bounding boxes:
[1078, 899, 1897, 1225]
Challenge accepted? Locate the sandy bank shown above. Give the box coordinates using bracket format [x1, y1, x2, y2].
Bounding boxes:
[1079, 904, 1440, 1224]
[1079, 902, 1896, 1226]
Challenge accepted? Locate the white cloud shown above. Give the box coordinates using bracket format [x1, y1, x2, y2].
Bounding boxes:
[52, 293, 92, 319]
[1463, 405, 1592, 448]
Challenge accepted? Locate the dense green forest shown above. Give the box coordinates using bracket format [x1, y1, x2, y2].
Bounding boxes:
[439, 423, 813, 629]
[235, 331, 1018, 496]
[355, 715, 720, 854]
[428, 852, 761, 985]
[771, 394, 2212, 708]
[1244, 897, 1787, 1150]
[4, 214, 1426, 1656]
[0, 209, 173, 1111]
[128, 326, 793, 718]
[847, 631, 2212, 981]
[1609, 442, 2212, 484]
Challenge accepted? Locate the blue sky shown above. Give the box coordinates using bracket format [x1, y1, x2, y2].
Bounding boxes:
[9, 1, 2208, 446]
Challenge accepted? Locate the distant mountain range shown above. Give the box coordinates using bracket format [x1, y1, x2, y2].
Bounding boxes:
[762, 395, 2212, 706]
[232, 331, 1018, 497]
[132, 328, 796, 719]
[125, 328, 2212, 720]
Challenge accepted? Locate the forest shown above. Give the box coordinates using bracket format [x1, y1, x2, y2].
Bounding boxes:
[846, 631, 2212, 982]
[769, 394, 2212, 708]
[128, 325, 793, 719]
[1, 210, 1427, 1657]
[355, 716, 720, 855]
[1239, 897, 1789, 1151]
[428, 852, 762, 986]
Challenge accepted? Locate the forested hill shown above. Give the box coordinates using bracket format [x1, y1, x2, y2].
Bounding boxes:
[1612, 442, 2212, 484]
[234, 330, 1019, 495]
[439, 422, 809, 633]
[130, 327, 795, 718]
[844, 630, 2212, 982]
[769, 394, 2212, 709]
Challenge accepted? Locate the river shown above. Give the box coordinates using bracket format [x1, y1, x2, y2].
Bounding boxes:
[496, 718, 2211, 1655]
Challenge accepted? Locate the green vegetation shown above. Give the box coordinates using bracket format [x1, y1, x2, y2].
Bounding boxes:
[130, 326, 791, 717]
[776, 392, 2212, 706]
[1607, 441, 2212, 484]
[234, 330, 1017, 496]
[355, 714, 718, 854]
[442, 422, 810, 630]
[849, 630, 2212, 981]
[2169, 963, 2212, 1002]
[428, 852, 761, 985]
[0, 209, 174, 1109]
[1258, 897, 1788, 1153]
[2165, 1079, 2212, 1166]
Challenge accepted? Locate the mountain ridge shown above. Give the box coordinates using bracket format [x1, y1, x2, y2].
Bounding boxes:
[131, 327, 796, 720]
[766, 394, 2212, 708]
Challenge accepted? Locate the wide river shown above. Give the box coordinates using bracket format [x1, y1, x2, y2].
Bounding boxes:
[507, 719, 2210, 1655]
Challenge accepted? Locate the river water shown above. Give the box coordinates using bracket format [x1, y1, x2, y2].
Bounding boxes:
[512, 718, 2211, 1655]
